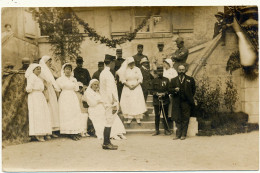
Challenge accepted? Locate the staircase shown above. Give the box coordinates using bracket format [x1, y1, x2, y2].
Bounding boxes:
[123, 95, 170, 134]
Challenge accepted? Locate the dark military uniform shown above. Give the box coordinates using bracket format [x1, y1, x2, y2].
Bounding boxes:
[133, 54, 148, 69]
[140, 66, 154, 101]
[92, 70, 102, 81]
[151, 67, 171, 134]
[74, 67, 91, 86]
[115, 57, 125, 72]
[171, 47, 189, 71]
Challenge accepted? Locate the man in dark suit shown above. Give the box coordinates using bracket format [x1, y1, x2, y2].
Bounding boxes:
[74, 56, 91, 87]
[170, 64, 196, 140]
[133, 44, 148, 68]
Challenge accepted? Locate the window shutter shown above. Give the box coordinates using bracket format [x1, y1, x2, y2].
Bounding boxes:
[172, 7, 194, 33]
[111, 9, 131, 35]
[24, 11, 37, 38]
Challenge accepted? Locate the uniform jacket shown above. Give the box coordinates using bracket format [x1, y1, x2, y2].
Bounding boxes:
[171, 47, 189, 70]
[151, 76, 170, 106]
[92, 70, 102, 81]
[169, 75, 196, 120]
[133, 53, 148, 68]
[140, 66, 154, 91]
[74, 67, 91, 86]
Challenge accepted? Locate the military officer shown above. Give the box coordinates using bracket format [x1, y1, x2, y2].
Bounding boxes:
[114, 49, 125, 72]
[92, 61, 104, 81]
[150, 42, 167, 75]
[19, 57, 30, 71]
[151, 66, 172, 136]
[133, 44, 148, 68]
[73, 56, 91, 87]
[171, 37, 189, 71]
[140, 57, 154, 101]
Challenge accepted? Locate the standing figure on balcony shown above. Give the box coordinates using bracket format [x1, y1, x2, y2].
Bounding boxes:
[171, 37, 189, 71]
[170, 64, 196, 140]
[213, 12, 227, 46]
[133, 44, 148, 69]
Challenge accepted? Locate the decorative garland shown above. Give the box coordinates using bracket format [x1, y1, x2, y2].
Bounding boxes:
[71, 8, 152, 48]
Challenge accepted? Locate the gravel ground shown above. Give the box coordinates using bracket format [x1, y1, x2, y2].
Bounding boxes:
[2, 131, 259, 171]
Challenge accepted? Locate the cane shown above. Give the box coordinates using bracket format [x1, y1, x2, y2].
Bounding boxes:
[159, 96, 170, 130]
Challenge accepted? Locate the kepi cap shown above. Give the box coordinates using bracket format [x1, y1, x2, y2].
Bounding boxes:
[215, 12, 224, 18]
[116, 49, 122, 53]
[157, 65, 164, 72]
[137, 44, 143, 48]
[175, 37, 184, 43]
[22, 57, 30, 64]
[98, 61, 104, 67]
[76, 56, 84, 63]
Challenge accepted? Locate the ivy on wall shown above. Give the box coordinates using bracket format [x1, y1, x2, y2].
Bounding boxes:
[30, 7, 152, 63]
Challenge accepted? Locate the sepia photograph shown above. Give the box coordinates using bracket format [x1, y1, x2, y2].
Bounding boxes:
[1, 1, 259, 172]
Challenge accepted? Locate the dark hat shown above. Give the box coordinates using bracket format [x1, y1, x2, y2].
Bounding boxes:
[116, 49, 122, 53]
[104, 54, 114, 62]
[76, 56, 84, 63]
[98, 61, 104, 67]
[215, 12, 224, 18]
[157, 65, 164, 72]
[137, 44, 143, 48]
[22, 57, 30, 64]
[157, 42, 164, 46]
[175, 37, 184, 43]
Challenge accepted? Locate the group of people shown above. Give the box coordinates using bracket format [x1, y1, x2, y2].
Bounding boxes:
[25, 55, 127, 144]
[22, 36, 195, 150]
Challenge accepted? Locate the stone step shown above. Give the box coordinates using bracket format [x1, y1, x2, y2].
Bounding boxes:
[126, 129, 171, 134]
[123, 121, 173, 130]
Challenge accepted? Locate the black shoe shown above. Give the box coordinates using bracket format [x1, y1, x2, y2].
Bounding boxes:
[152, 131, 160, 136]
[102, 144, 118, 150]
[164, 130, 172, 135]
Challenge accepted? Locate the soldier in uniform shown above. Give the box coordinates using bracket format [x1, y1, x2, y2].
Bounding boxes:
[19, 57, 30, 71]
[171, 37, 189, 71]
[92, 61, 104, 80]
[114, 49, 125, 72]
[74, 56, 91, 87]
[114, 50, 125, 101]
[170, 64, 196, 140]
[150, 42, 167, 75]
[140, 57, 154, 101]
[133, 44, 148, 68]
[151, 66, 172, 136]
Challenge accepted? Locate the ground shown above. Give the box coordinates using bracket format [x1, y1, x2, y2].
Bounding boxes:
[2, 131, 259, 171]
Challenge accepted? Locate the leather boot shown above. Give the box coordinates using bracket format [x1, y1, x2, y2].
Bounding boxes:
[102, 127, 117, 150]
[108, 127, 118, 148]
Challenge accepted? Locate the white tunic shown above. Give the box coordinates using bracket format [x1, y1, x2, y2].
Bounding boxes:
[99, 66, 119, 127]
[56, 76, 82, 134]
[26, 73, 52, 136]
[83, 88, 126, 139]
[120, 67, 147, 118]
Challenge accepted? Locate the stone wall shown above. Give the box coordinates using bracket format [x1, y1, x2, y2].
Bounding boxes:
[38, 6, 220, 75]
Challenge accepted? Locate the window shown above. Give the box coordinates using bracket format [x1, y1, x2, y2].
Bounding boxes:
[134, 7, 151, 33]
[172, 7, 194, 33]
[24, 10, 37, 38]
[110, 9, 131, 35]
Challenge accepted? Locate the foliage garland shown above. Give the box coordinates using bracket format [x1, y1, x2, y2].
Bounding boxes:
[30, 7, 152, 63]
[70, 7, 152, 48]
